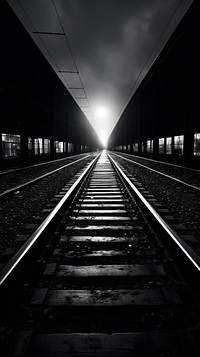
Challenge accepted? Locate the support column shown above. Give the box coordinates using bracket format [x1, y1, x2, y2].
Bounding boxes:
[50, 95, 55, 160]
[31, 136, 35, 163]
[184, 110, 194, 165]
[0, 133, 3, 166]
[138, 99, 142, 156]
[20, 111, 29, 167]
[65, 142, 68, 156]
[21, 134, 28, 166]
[152, 79, 159, 159]
[130, 142, 133, 154]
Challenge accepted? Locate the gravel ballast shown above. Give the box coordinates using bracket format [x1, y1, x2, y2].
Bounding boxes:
[0, 153, 98, 254]
[1, 151, 199, 256]
[110, 152, 200, 243]
[0, 153, 94, 194]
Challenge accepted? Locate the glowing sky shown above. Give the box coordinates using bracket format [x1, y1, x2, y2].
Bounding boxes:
[8, 0, 193, 145]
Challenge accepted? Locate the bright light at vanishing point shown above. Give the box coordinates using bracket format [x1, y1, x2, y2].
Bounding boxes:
[99, 130, 107, 147]
[95, 105, 109, 119]
[93, 104, 110, 147]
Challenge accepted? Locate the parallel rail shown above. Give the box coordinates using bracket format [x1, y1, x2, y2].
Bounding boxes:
[111, 152, 200, 192]
[0, 154, 100, 303]
[0, 152, 91, 176]
[1, 151, 200, 305]
[0, 153, 94, 200]
[1, 151, 200, 355]
[108, 153, 200, 296]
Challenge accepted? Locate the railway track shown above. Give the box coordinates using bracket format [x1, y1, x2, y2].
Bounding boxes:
[111, 152, 200, 192]
[0, 151, 200, 356]
[0, 153, 92, 176]
[0, 153, 94, 200]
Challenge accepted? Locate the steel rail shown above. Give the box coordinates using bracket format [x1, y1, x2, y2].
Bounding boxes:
[110, 152, 200, 192]
[0, 152, 92, 176]
[0, 153, 100, 302]
[108, 153, 200, 295]
[0, 153, 94, 200]
[113, 151, 200, 173]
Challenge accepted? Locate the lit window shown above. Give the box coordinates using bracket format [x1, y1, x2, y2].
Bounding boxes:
[174, 135, 184, 156]
[194, 133, 200, 156]
[44, 139, 50, 154]
[133, 143, 138, 153]
[28, 138, 32, 157]
[68, 143, 74, 154]
[166, 137, 172, 155]
[2, 133, 20, 158]
[81, 145, 86, 153]
[146, 140, 153, 153]
[59, 142, 63, 153]
[55, 141, 58, 153]
[141, 141, 145, 152]
[34, 139, 38, 155]
[28, 138, 32, 152]
[55, 141, 64, 153]
[159, 138, 165, 154]
[38, 138, 43, 155]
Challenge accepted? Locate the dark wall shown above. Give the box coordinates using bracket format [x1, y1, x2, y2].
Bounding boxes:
[109, 1, 199, 164]
[0, 0, 98, 157]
